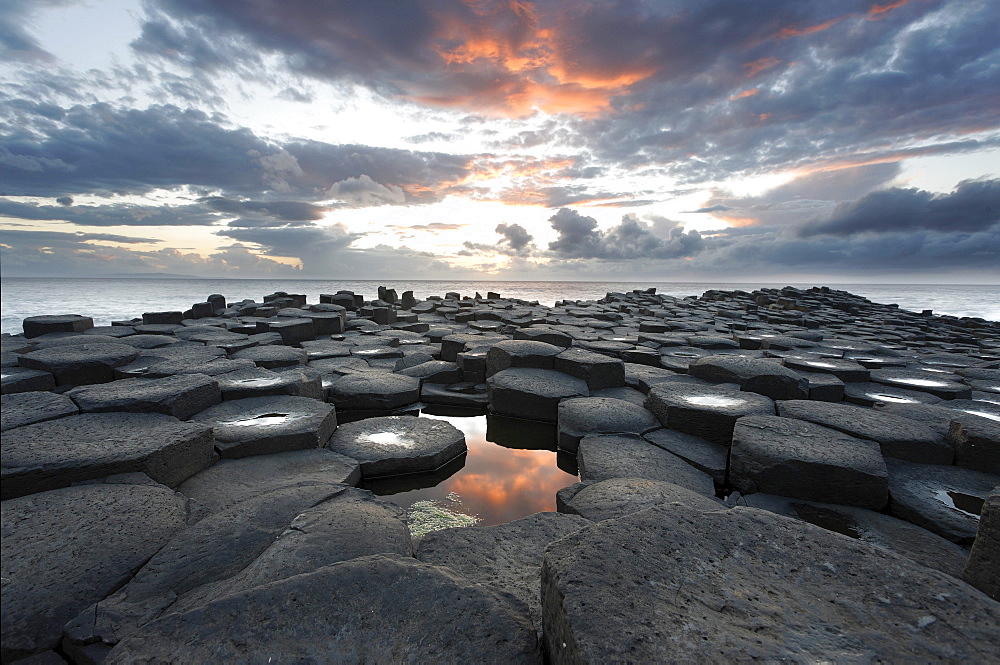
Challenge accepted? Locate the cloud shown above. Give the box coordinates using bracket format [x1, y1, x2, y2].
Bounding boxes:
[198, 196, 326, 221]
[0, 1, 69, 62]
[547, 209, 703, 260]
[327, 174, 406, 207]
[685, 204, 733, 213]
[0, 101, 471, 201]
[0, 199, 223, 226]
[463, 222, 535, 256]
[800, 178, 1000, 236]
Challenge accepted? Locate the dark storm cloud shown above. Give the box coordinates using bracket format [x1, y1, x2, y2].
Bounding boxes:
[199, 197, 326, 221]
[0, 199, 223, 226]
[547, 208, 703, 260]
[0, 101, 471, 201]
[463, 222, 535, 256]
[0, 229, 161, 247]
[0, 0, 71, 61]
[800, 179, 1000, 237]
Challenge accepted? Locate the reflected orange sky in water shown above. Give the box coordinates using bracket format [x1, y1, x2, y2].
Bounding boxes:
[366, 413, 578, 526]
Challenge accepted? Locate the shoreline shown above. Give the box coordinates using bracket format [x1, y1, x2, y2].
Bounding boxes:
[2, 283, 998, 661]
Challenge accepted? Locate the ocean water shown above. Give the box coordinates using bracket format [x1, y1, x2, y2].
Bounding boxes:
[1, 277, 998, 334]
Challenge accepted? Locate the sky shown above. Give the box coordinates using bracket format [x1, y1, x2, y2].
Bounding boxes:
[1, 0, 998, 283]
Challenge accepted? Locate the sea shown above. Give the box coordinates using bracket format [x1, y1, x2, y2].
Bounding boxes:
[1, 277, 998, 334]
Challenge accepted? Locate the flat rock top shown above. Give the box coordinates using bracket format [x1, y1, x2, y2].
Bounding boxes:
[542, 502, 1000, 663]
[488, 367, 589, 395]
[1, 484, 188, 660]
[106, 554, 540, 664]
[326, 415, 466, 477]
[178, 448, 361, 512]
[0, 391, 78, 431]
[733, 415, 886, 473]
[189, 395, 334, 439]
[778, 399, 943, 444]
[646, 382, 775, 414]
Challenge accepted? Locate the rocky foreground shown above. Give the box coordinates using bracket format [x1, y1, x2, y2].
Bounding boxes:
[1, 285, 999, 663]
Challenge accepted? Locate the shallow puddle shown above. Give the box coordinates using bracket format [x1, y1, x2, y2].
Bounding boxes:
[684, 394, 744, 408]
[891, 378, 949, 388]
[789, 503, 862, 539]
[227, 412, 290, 427]
[932, 489, 984, 518]
[364, 408, 579, 529]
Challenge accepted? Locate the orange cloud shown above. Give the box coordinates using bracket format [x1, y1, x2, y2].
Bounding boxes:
[744, 57, 782, 77]
[778, 16, 844, 38]
[729, 88, 760, 101]
[422, 1, 657, 116]
[868, 0, 912, 19]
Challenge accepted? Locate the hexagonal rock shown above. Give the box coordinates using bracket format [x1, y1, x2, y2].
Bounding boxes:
[1, 484, 187, 661]
[62, 482, 353, 657]
[327, 372, 420, 411]
[513, 327, 573, 348]
[875, 401, 1000, 474]
[778, 400, 953, 465]
[105, 555, 540, 664]
[178, 448, 360, 512]
[541, 503, 1000, 664]
[487, 368, 589, 423]
[214, 367, 323, 401]
[161, 488, 415, 619]
[1, 413, 215, 500]
[642, 428, 729, 485]
[783, 356, 870, 382]
[687, 355, 809, 400]
[416, 512, 590, 637]
[66, 374, 222, 420]
[730, 415, 888, 510]
[885, 458, 998, 545]
[560, 478, 723, 522]
[190, 395, 337, 459]
[843, 381, 943, 407]
[231, 344, 307, 369]
[486, 340, 563, 377]
[440, 332, 506, 362]
[22, 314, 94, 338]
[645, 383, 775, 446]
[556, 397, 660, 453]
[870, 368, 973, 400]
[143, 356, 257, 377]
[326, 415, 466, 478]
[18, 343, 139, 386]
[397, 359, 463, 384]
[0, 366, 55, 394]
[553, 348, 625, 390]
[963, 489, 999, 600]
[0, 391, 78, 431]
[577, 433, 716, 496]
[727, 492, 973, 580]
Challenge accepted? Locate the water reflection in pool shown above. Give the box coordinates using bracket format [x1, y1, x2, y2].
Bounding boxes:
[363, 407, 579, 527]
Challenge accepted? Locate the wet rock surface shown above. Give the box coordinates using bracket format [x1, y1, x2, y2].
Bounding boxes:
[542, 503, 1000, 663]
[326, 415, 466, 478]
[2, 284, 999, 662]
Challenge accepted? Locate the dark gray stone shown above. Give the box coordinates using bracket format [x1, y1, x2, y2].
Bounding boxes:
[22, 314, 94, 338]
[0, 366, 55, 394]
[885, 458, 998, 545]
[963, 489, 999, 600]
[556, 396, 660, 452]
[215, 367, 323, 401]
[577, 433, 716, 496]
[106, 555, 540, 664]
[730, 415, 888, 510]
[327, 372, 420, 410]
[487, 368, 588, 423]
[1, 484, 187, 661]
[553, 348, 625, 390]
[0, 391, 78, 431]
[66, 374, 222, 420]
[486, 340, 563, 377]
[326, 415, 466, 478]
[560, 478, 723, 522]
[874, 401, 1000, 474]
[542, 503, 1000, 664]
[190, 395, 337, 459]
[18, 343, 139, 386]
[1, 413, 214, 500]
[726, 492, 974, 579]
[645, 383, 775, 446]
[513, 328, 573, 348]
[63, 483, 355, 654]
[231, 345, 307, 369]
[642, 428, 730, 485]
[843, 381, 944, 407]
[871, 368, 973, 400]
[177, 448, 360, 512]
[688, 355, 809, 400]
[142, 356, 256, 378]
[778, 400, 953, 465]
[416, 512, 590, 637]
[397, 359, 463, 384]
[783, 356, 870, 382]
